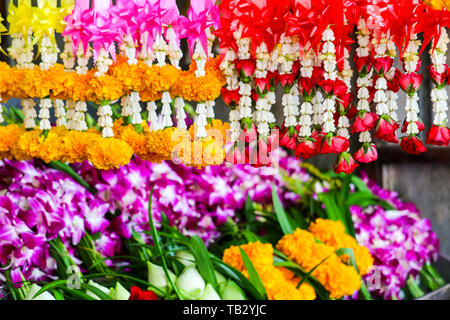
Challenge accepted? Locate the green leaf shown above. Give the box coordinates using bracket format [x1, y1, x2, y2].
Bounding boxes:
[351, 176, 371, 193]
[318, 192, 341, 221]
[49, 161, 97, 195]
[420, 267, 440, 292]
[406, 276, 425, 299]
[211, 257, 264, 300]
[424, 263, 446, 288]
[33, 280, 69, 299]
[81, 283, 113, 300]
[239, 248, 267, 299]
[10, 106, 24, 123]
[52, 289, 65, 300]
[272, 184, 295, 235]
[189, 236, 218, 292]
[148, 189, 183, 300]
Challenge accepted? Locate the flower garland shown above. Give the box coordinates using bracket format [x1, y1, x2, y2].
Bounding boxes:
[427, 27, 450, 146]
[0, 118, 230, 170]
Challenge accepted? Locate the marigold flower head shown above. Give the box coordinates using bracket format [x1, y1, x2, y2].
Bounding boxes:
[62, 130, 101, 163]
[0, 124, 23, 154]
[17, 128, 43, 160]
[87, 74, 124, 103]
[308, 219, 374, 275]
[38, 127, 68, 163]
[223, 242, 316, 300]
[276, 228, 361, 299]
[86, 137, 134, 170]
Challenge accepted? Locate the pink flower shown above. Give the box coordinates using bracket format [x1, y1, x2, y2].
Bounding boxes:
[354, 143, 378, 163]
[426, 125, 450, 147]
[399, 73, 423, 94]
[334, 152, 359, 174]
[400, 136, 427, 155]
[352, 112, 379, 133]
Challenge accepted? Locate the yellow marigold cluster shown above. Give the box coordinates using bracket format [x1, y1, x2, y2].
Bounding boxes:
[170, 57, 226, 102]
[3, 56, 224, 103]
[308, 219, 374, 275]
[222, 242, 316, 300]
[0, 119, 231, 169]
[276, 229, 361, 299]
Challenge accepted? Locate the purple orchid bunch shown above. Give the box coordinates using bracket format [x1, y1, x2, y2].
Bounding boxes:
[350, 173, 440, 300]
[0, 152, 306, 287]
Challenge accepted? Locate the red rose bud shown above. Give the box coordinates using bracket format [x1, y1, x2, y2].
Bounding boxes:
[334, 80, 348, 98]
[226, 145, 248, 164]
[294, 139, 317, 159]
[318, 79, 336, 96]
[367, 86, 376, 103]
[401, 119, 425, 133]
[355, 56, 372, 74]
[298, 77, 315, 96]
[334, 152, 359, 174]
[375, 116, 400, 144]
[312, 66, 324, 84]
[399, 72, 423, 94]
[221, 88, 241, 106]
[234, 59, 256, 79]
[278, 73, 297, 88]
[372, 56, 394, 75]
[254, 77, 271, 96]
[320, 135, 350, 154]
[338, 92, 353, 108]
[346, 105, 358, 120]
[242, 122, 258, 143]
[251, 90, 259, 102]
[267, 70, 279, 87]
[428, 64, 448, 85]
[400, 136, 427, 155]
[129, 286, 158, 300]
[291, 61, 301, 78]
[426, 125, 450, 146]
[354, 143, 378, 163]
[351, 112, 379, 133]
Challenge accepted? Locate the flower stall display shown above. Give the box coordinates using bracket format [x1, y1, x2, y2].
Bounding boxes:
[0, 0, 447, 303]
[0, 0, 449, 173]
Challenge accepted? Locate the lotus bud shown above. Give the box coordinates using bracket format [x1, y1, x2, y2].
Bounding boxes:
[110, 282, 130, 300]
[215, 271, 228, 292]
[176, 266, 205, 300]
[147, 261, 177, 294]
[86, 280, 110, 300]
[221, 280, 247, 300]
[176, 250, 196, 267]
[24, 284, 55, 300]
[198, 283, 221, 300]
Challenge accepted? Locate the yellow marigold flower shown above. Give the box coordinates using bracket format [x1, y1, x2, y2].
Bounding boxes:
[146, 127, 184, 161]
[86, 137, 134, 170]
[17, 128, 43, 159]
[276, 229, 361, 299]
[0, 124, 23, 155]
[222, 242, 316, 300]
[38, 127, 67, 163]
[117, 124, 149, 157]
[308, 219, 374, 275]
[62, 130, 101, 163]
[87, 74, 124, 103]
